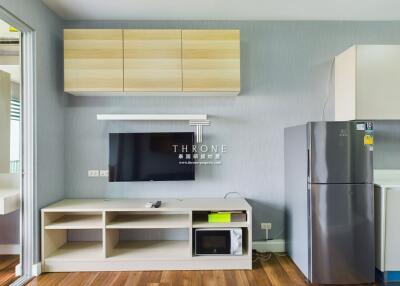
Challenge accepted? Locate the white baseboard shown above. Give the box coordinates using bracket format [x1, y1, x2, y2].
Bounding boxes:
[32, 263, 41, 277]
[0, 244, 20, 255]
[253, 239, 285, 253]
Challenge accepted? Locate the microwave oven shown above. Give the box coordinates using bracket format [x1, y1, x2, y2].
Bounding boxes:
[194, 228, 243, 255]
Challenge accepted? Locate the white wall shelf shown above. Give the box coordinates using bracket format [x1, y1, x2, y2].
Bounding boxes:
[41, 198, 252, 272]
[72, 91, 238, 97]
[96, 114, 207, 121]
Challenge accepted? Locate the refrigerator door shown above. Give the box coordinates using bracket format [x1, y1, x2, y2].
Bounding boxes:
[309, 183, 374, 284]
[308, 121, 373, 184]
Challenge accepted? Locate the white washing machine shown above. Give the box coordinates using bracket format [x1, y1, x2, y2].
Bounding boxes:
[375, 170, 400, 282]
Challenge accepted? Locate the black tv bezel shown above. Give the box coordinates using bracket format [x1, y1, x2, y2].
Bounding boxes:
[108, 132, 195, 182]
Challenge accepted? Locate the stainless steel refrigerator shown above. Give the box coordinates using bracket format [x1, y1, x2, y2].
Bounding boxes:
[285, 121, 375, 284]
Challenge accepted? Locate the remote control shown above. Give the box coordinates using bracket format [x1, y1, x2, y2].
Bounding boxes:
[153, 201, 162, 208]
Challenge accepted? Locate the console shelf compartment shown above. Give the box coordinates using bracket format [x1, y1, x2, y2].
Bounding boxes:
[192, 221, 249, 228]
[192, 210, 249, 228]
[108, 240, 189, 260]
[191, 250, 249, 260]
[106, 213, 189, 229]
[41, 198, 252, 272]
[45, 241, 103, 261]
[45, 213, 103, 229]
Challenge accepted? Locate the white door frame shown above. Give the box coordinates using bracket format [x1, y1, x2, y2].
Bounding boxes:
[0, 6, 37, 285]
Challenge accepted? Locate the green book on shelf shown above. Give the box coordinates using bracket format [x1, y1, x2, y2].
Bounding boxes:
[208, 212, 231, 223]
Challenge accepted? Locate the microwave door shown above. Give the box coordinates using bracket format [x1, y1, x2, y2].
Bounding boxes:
[195, 229, 231, 255]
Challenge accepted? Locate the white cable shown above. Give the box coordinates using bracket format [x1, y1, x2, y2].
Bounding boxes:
[223, 192, 244, 199]
[321, 58, 336, 121]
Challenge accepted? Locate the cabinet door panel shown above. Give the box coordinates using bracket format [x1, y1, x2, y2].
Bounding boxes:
[124, 29, 182, 91]
[64, 29, 123, 92]
[182, 30, 240, 92]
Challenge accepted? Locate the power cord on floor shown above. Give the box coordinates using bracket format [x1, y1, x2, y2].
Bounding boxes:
[252, 250, 272, 264]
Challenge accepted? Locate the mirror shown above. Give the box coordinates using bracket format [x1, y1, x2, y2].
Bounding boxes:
[0, 18, 21, 284]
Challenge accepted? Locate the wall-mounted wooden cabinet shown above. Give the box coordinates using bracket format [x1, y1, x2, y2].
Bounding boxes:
[335, 45, 400, 120]
[64, 29, 240, 95]
[182, 30, 240, 92]
[64, 29, 123, 92]
[124, 30, 182, 91]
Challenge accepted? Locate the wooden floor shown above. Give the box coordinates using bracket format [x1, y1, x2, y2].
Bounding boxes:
[0, 255, 19, 286]
[10, 253, 375, 286]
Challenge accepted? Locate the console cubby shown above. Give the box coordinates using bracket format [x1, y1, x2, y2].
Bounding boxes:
[106, 211, 190, 229]
[42, 229, 103, 263]
[43, 211, 103, 229]
[42, 211, 105, 265]
[192, 210, 249, 228]
[105, 228, 190, 260]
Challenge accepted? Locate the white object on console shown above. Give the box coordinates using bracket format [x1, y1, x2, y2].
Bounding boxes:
[96, 114, 207, 121]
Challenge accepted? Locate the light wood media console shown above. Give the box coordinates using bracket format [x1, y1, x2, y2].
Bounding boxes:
[41, 198, 252, 272]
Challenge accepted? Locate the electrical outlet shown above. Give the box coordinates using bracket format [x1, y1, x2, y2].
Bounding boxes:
[99, 170, 109, 177]
[261, 223, 272, 230]
[88, 170, 99, 177]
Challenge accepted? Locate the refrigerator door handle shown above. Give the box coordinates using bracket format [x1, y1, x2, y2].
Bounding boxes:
[307, 149, 310, 181]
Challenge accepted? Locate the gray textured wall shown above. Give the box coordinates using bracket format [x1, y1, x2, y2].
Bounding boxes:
[0, 0, 64, 260]
[63, 21, 400, 241]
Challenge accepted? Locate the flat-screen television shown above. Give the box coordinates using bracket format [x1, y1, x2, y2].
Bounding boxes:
[109, 132, 195, 182]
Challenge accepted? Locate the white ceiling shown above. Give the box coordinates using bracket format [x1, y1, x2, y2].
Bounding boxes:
[41, 0, 400, 21]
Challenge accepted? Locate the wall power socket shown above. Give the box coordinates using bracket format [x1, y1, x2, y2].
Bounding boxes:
[88, 170, 99, 177]
[261, 222, 272, 230]
[99, 170, 109, 177]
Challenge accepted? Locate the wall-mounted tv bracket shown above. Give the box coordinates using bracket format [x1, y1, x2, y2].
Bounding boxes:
[189, 120, 211, 143]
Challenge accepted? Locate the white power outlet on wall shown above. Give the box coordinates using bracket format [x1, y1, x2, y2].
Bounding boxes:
[261, 222, 272, 230]
[88, 170, 99, 177]
[261, 222, 272, 240]
[99, 170, 109, 177]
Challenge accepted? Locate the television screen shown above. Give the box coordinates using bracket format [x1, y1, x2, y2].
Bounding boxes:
[109, 132, 195, 182]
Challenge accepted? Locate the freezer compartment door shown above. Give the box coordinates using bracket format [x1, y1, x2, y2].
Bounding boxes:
[309, 183, 374, 284]
[308, 121, 373, 184]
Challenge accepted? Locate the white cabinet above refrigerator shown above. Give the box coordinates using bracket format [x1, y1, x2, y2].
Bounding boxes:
[335, 45, 400, 120]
